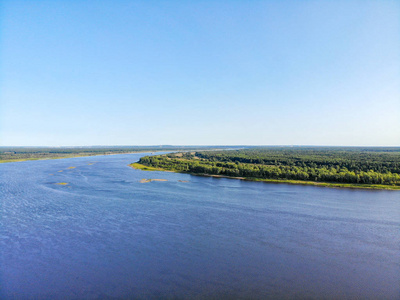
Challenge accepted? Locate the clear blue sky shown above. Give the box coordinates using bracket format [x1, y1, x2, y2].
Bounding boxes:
[1, 0, 399, 146]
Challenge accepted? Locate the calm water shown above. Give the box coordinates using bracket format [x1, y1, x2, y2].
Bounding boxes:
[1, 153, 399, 299]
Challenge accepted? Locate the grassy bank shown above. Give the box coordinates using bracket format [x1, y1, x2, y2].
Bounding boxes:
[250, 178, 400, 190]
[129, 163, 168, 171]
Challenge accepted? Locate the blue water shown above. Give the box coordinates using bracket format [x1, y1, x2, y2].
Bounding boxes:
[1, 153, 399, 299]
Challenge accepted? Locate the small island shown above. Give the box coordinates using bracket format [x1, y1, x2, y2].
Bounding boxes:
[140, 179, 168, 183]
[132, 147, 400, 190]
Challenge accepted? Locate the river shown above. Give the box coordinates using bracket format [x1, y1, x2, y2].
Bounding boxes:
[1, 153, 399, 299]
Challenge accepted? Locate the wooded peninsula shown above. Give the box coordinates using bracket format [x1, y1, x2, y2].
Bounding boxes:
[135, 147, 400, 190]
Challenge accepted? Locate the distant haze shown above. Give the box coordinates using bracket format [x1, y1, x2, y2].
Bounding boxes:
[1, 0, 399, 146]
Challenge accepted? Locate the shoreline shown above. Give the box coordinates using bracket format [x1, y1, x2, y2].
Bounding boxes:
[130, 163, 400, 191]
[0, 151, 159, 164]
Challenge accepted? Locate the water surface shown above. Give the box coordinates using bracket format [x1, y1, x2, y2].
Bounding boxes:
[1, 153, 399, 299]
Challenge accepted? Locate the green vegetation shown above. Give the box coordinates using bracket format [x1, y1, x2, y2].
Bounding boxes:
[137, 147, 400, 190]
[129, 163, 166, 171]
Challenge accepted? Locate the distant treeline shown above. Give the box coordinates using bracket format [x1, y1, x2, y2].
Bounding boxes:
[0, 146, 241, 162]
[138, 148, 400, 186]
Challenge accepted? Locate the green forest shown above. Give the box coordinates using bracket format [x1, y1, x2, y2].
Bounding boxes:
[138, 147, 400, 188]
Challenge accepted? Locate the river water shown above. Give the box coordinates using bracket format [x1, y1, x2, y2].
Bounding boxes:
[0, 153, 399, 299]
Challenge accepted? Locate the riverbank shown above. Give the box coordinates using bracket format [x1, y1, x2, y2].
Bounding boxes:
[0, 154, 95, 163]
[129, 162, 168, 171]
[0, 151, 158, 164]
[131, 162, 400, 190]
[0, 146, 240, 164]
